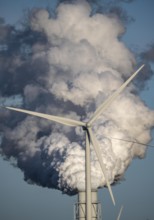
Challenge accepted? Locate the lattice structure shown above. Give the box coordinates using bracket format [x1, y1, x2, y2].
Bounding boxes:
[74, 191, 102, 220]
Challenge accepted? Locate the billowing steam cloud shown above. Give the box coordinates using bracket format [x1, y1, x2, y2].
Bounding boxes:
[0, 0, 154, 195]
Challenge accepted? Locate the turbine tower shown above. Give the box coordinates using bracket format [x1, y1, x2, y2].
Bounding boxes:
[6, 65, 144, 220]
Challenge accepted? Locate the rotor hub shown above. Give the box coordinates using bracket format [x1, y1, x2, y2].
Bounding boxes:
[82, 123, 91, 131]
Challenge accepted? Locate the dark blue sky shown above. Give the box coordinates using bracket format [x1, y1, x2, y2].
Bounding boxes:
[0, 0, 154, 220]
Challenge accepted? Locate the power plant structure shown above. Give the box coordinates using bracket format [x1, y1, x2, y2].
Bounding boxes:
[74, 190, 102, 220]
[5, 65, 144, 220]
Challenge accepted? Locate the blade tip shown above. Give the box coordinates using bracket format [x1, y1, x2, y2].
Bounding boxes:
[142, 63, 145, 67]
[140, 64, 145, 69]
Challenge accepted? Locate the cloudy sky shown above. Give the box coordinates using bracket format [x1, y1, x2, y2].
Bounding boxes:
[0, 0, 154, 220]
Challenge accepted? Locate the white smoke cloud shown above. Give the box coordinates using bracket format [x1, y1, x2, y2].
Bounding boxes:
[31, 0, 135, 107]
[1, 0, 154, 194]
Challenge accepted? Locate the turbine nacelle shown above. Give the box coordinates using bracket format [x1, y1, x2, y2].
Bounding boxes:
[82, 123, 91, 131]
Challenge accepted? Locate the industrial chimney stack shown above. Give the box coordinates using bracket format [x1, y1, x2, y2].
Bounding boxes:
[74, 190, 102, 220]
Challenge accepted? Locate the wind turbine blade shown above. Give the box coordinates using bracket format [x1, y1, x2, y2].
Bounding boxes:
[117, 205, 124, 220]
[87, 127, 115, 206]
[88, 65, 145, 126]
[6, 107, 85, 127]
[104, 136, 154, 148]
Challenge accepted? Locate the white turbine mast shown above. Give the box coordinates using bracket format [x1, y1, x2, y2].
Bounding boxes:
[6, 65, 144, 220]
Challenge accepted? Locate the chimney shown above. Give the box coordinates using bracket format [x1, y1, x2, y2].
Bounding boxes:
[74, 190, 102, 220]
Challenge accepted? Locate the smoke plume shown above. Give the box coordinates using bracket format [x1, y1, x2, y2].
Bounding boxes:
[0, 0, 154, 195]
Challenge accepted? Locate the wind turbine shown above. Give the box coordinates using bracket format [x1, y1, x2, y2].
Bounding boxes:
[116, 205, 124, 220]
[6, 65, 144, 220]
